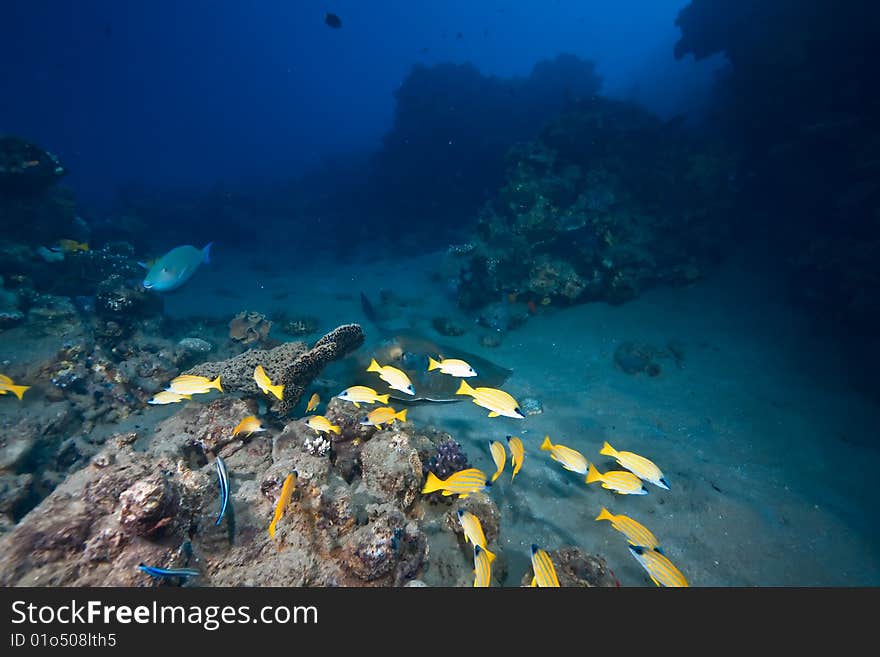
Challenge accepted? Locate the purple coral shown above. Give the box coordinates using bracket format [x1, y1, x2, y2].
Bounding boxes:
[422, 439, 470, 503]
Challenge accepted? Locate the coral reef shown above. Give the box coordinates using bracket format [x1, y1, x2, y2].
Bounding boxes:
[0, 396, 498, 587]
[228, 310, 273, 346]
[185, 324, 365, 415]
[451, 98, 733, 310]
[675, 1, 880, 341]
[0, 136, 66, 196]
[421, 439, 470, 505]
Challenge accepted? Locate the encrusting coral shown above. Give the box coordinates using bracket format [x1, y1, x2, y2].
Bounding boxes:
[185, 324, 364, 415]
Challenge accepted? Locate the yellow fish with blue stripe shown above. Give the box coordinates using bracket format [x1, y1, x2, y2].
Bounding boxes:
[540, 436, 589, 474]
[366, 359, 415, 396]
[268, 470, 297, 539]
[421, 468, 488, 498]
[529, 544, 560, 587]
[456, 380, 524, 419]
[586, 463, 648, 495]
[473, 544, 492, 587]
[457, 509, 496, 562]
[488, 440, 505, 482]
[336, 385, 390, 408]
[600, 441, 669, 489]
[254, 365, 284, 400]
[507, 436, 524, 482]
[595, 507, 660, 550]
[166, 374, 222, 395]
[306, 393, 320, 413]
[0, 374, 30, 401]
[147, 390, 190, 405]
[304, 415, 340, 435]
[629, 545, 688, 587]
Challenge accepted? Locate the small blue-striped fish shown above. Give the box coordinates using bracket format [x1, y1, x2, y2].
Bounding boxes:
[595, 507, 659, 550]
[530, 544, 560, 587]
[600, 441, 669, 489]
[473, 545, 492, 587]
[628, 545, 688, 587]
[214, 457, 229, 526]
[421, 468, 488, 498]
[489, 440, 506, 482]
[137, 563, 200, 579]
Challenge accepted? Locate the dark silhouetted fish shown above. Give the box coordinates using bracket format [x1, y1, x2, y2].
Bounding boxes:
[325, 13, 342, 29]
[360, 291, 378, 324]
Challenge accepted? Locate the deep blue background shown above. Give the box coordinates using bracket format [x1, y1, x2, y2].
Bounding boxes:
[0, 0, 720, 201]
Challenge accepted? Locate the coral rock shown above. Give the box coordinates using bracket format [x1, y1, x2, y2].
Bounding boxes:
[228, 311, 272, 345]
[185, 324, 364, 416]
[117, 475, 175, 538]
[360, 430, 423, 510]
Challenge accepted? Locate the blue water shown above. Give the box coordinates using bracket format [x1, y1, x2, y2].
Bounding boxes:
[1, 1, 878, 587]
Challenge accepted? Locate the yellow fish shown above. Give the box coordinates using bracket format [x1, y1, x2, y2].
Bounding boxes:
[586, 463, 648, 495]
[455, 380, 524, 419]
[0, 374, 30, 401]
[366, 359, 415, 396]
[488, 440, 506, 482]
[147, 390, 191, 405]
[540, 436, 589, 474]
[427, 356, 477, 378]
[268, 471, 297, 539]
[167, 374, 222, 395]
[306, 393, 320, 413]
[628, 545, 688, 587]
[600, 441, 669, 489]
[360, 406, 407, 427]
[595, 507, 660, 550]
[473, 545, 492, 587]
[304, 415, 340, 435]
[232, 415, 266, 437]
[253, 365, 284, 400]
[507, 435, 524, 482]
[56, 239, 89, 253]
[421, 468, 488, 498]
[529, 545, 560, 587]
[336, 385, 389, 408]
[457, 509, 496, 562]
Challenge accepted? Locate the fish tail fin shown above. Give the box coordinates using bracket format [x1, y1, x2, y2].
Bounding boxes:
[586, 463, 601, 484]
[456, 379, 474, 396]
[599, 441, 617, 457]
[377, 394, 389, 404]
[596, 507, 614, 522]
[330, 424, 341, 435]
[367, 359, 381, 373]
[211, 375, 223, 392]
[202, 242, 213, 264]
[9, 384, 29, 400]
[427, 357, 441, 371]
[485, 548, 497, 563]
[421, 471, 443, 494]
[271, 383, 284, 400]
[396, 409, 408, 422]
[540, 435, 552, 451]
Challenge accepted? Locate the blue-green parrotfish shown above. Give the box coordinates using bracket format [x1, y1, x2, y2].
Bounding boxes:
[142, 243, 212, 292]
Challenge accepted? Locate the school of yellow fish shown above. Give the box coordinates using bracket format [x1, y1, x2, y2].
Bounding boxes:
[4, 330, 689, 588]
